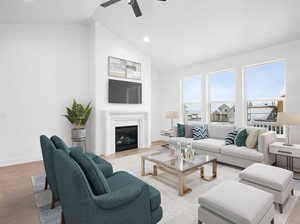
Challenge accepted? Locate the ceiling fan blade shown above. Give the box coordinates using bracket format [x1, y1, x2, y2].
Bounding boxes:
[100, 0, 122, 8]
[129, 0, 142, 17]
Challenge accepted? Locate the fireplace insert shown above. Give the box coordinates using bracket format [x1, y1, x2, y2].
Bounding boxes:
[115, 125, 138, 152]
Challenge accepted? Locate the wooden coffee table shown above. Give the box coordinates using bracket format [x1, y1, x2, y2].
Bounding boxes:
[141, 148, 217, 196]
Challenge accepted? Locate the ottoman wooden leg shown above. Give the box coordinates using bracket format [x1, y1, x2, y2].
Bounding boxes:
[198, 220, 203, 224]
[271, 218, 274, 224]
[291, 189, 295, 196]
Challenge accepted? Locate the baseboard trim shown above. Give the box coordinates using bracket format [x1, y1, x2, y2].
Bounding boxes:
[0, 155, 43, 167]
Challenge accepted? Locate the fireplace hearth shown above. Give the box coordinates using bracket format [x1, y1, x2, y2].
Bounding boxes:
[115, 125, 138, 152]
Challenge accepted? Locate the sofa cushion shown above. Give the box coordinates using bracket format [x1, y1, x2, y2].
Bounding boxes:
[70, 150, 111, 195]
[199, 181, 274, 224]
[193, 138, 225, 153]
[221, 145, 264, 162]
[246, 129, 259, 148]
[169, 137, 194, 145]
[235, 129, 248, 147]
[239, 163, 293, 191]
[192, 125, 208, 140]
[185, 124, 193, 138]
[208, 124, 235, 139]
[107, 171, 161, 211]
[177, 124, 185, 137]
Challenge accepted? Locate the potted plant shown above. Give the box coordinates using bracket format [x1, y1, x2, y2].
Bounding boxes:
[63, 100, 92, 140]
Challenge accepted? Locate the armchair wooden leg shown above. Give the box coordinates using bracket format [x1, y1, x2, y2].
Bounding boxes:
[61, 212, 65, 224]
[278, 204, 283, 214]
[44, 177, 48, 190]
[51, 194, 58, 209]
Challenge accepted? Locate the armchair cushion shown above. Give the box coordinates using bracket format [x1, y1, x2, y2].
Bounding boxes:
[107, 171, 161, 211]
[51, 135, 84, 154]
[70, 150, 111, 195]
[86, 153, 113, 177]
[51, 135, 69, 151]
[95, 185, 145, 209]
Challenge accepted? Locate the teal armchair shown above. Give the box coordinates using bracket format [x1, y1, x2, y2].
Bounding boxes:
[54, 150, 162, 224]
[40, 135, 114, 209]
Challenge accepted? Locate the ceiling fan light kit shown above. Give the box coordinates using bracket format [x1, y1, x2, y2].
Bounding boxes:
[100, 0, 167, 17]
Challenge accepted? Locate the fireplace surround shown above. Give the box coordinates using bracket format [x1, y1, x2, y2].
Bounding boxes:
[103, 111, 149, 155]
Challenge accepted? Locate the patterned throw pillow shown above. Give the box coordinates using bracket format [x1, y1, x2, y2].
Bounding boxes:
[235, 129, 248, 147]
[177, 124, 185, 137]
[192, 125, 208, 140]
[225, 129, 239, 145]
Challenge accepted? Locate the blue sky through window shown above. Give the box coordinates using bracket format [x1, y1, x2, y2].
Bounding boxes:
[245, 62, 285, 100]
[182, 76, 201, 102]
[209, 71, 236, 101]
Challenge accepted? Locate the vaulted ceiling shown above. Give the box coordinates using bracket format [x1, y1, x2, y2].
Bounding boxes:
[93, 0, 300, 72]
[1, 0, 300, 72]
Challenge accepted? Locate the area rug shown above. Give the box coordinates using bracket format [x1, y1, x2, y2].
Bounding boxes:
[32, 153, 299, 224]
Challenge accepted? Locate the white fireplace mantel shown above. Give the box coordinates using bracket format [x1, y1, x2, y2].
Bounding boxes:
[103, 110, 149, 155]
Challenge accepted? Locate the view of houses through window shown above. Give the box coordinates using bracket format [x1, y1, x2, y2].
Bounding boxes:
[208, 71, 236, 124]
[182, 61, 286, 132]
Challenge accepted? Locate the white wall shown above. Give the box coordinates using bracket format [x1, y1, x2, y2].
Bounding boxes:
[156, 40, 300, 143]
[0, 24, 92, 166]
[90, 22, 152, 155]
[151, 67, 162, 141]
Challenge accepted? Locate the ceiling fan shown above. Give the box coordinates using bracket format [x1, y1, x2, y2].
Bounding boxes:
[100, 0, 167, 17]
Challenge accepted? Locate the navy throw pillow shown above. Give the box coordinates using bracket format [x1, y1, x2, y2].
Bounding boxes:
[192, 125, 208, 140]
[225, 129, 240, 145]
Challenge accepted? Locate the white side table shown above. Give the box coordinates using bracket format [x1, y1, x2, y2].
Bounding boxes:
[160, 129, 176, 148]
[269, 142, 300, 179]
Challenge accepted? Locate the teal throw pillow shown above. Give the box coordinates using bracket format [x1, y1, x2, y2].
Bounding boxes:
[177, 124, 185, 137]
[235, 129, 248, 147]
[70, 150, 111, 195]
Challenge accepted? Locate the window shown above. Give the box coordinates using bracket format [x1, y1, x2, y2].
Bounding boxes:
[208, 71, 236, 123]
[245, 61, 285, 134]
[182, 76, 202, 123]
[245, 62, 285, 122]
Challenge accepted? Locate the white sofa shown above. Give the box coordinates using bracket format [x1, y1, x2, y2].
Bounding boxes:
[169, 124, 276, 168]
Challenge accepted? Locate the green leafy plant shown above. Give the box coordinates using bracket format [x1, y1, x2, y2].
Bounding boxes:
[63, 100, 92, 129]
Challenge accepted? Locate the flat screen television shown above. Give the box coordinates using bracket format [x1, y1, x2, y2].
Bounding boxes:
[108, 79, 142, 104]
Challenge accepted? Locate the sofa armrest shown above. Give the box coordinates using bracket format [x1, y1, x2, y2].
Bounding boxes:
[258, 131, 276, 164]
[94, 185, 146, 210]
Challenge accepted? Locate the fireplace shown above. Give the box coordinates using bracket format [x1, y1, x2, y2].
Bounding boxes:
[115, 125, 138, 152]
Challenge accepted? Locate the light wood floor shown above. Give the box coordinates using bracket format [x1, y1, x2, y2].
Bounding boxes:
[1, 141, 300, 224]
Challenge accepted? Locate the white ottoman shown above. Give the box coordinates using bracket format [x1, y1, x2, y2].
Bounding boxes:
[198, 181, 274, 224]
[239, 163, 295, 213]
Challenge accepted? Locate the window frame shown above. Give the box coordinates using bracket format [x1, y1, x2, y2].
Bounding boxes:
[207, 69, 237, 124]
[181, 75, 203, 123]
[242, 59, 287, 126]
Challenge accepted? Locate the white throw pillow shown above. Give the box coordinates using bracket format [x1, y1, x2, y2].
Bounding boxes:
[246, 129, 259, 149]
